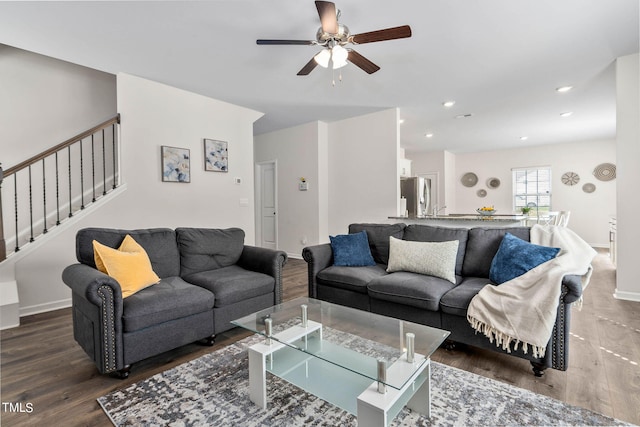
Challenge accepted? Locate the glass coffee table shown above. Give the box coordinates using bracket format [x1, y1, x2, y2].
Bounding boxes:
[232, 297, 449, 426]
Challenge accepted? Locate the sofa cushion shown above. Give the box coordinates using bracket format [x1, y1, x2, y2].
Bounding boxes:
[386, 237, 458, 284]
[368, 272, 457, 311]
[76, 228, 180, 278]
[122, 276, 215, 332]
[93, 235, 160, 298]
[462, 227, 530, 278]
[317, 264, 388, 294]
[329, 231, 376, 266]
[348, 223, 406, 265]
[489, 232, 560, 284]
[176, 228, 245, 276]
[403, 225, 469, 276]
[183, 265, 274, 307]
[440, 277, 494, 317]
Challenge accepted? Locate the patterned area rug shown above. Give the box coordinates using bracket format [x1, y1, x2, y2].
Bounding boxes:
[99, 334, 630, 426]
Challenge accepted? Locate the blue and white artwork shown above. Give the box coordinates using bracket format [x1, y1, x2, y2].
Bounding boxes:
[204, 139, 228, 172]
[161, 146, 191, 183]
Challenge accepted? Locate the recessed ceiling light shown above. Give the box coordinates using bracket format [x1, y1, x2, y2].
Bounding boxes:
[556, 86, 573, 93]
[455, 113, 474, 119]
[399, 119, 405, 124]
[520, 136, 529, 141]
[560, 111, 573, 117]
[425, 133, 434, 138]
[442, 101, 456, 108]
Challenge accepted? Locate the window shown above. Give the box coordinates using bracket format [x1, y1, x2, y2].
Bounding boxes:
[512, 167, 551, 216]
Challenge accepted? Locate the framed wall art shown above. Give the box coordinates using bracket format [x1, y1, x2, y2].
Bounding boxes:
[204, 139, 228, 172]
[161, 146, 191, 183]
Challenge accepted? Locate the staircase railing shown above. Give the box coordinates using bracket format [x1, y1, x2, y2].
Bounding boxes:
[0, 114, 120, 262]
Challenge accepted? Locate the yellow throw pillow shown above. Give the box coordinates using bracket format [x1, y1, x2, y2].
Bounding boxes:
[93, 235, 160, 298]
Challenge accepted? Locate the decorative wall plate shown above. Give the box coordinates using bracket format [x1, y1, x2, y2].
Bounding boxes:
[582, 183, 596, 193]
[561, 171, 580, 186]
[487, 177, 501, 189]
[461, 172, 478, 187]
[593, 163, 616, 181]
[477, 189, 487, 198]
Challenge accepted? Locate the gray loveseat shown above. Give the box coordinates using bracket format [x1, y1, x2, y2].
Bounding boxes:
[62, 227, 287, 378]
[302, 223, 583, 376]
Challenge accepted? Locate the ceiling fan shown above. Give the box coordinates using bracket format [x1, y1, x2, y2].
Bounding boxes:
[257, 1, 412, 76]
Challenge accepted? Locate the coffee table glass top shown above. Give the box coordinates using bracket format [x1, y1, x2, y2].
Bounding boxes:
[232, 297, 450, 391]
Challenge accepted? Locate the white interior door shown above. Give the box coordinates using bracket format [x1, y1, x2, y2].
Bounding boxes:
[258, 162, 277, 250]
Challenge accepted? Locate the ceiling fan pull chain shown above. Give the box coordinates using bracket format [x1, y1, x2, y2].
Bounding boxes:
[332, 68, 336, 86]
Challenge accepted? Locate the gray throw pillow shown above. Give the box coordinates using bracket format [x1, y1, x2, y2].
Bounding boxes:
[386, 237, 459, 283]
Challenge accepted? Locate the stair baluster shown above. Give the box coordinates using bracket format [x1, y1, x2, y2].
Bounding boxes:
[0, 114, 120, 262]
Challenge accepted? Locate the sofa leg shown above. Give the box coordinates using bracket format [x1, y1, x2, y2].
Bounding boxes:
[531, 361, 546, 377]
[113, 365, 131, 379]
[443, 340, 457, 351]
[200, 335, 216, 346]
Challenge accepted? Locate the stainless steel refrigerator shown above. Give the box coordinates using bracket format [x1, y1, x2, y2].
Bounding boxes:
[400, 177, 431, 217]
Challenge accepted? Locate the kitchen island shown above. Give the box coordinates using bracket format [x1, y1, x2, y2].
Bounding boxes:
[387, 214, 528, 228]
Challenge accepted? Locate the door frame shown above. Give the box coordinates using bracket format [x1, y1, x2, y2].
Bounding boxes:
[255, 160, 278, 250]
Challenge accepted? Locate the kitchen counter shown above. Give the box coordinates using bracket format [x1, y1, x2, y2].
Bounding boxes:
[387, 214, 528, 228]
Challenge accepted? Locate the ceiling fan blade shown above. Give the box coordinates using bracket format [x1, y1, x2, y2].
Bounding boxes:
[348, 50, 380, 74]
[351, 25, 412, 44]
[315, 1, 338, 34]
[297, 57, 319, 75]
[257, 39, 315, 45]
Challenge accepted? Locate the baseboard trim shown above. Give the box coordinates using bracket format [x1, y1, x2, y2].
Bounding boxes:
[19, 298, 72, 318]
[613, 290, 640, 302]
[287, 253, 303, 260]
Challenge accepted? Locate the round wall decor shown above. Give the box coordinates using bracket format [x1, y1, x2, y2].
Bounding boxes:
[593, 163, 616, 181]
[561, 171, 580, 186]
[582, 182, 596, 193]
[477, 189, 487, 198]
[461, 172, 478, 187]
[487, 177, 501, 189]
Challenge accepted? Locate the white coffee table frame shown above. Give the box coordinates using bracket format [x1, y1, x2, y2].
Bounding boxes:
[247, 319, 432, 426]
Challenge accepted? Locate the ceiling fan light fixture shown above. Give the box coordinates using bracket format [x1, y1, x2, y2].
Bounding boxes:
[331, 44, 349, 69]
[314, 49, 331, 68]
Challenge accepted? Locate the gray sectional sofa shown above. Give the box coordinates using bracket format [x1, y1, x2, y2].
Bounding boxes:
[62, 227, 287, 378]
[303, 223, 583, 376]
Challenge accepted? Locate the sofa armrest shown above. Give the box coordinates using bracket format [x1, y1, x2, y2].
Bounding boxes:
[561, 274, 583, 304]
[63, 263, 124, 306]
[302, 243, 333, 298]
[62, 264, 124, 373]
[237, 246, 288, 304]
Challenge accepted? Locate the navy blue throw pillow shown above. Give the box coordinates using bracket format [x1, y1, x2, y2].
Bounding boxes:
[489, 232, 560, 284]
[329, 231, 376, 267]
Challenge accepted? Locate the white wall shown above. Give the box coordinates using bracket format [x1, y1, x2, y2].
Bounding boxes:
[0, 44, 116, 167]
[614, 53, 640, 301]
[253, 108, 399, 256]
[10, 73, 262, 316]
[254, 121, 327, 258]
[328, 109, 400, 234]
[0, 45, 116, 320]
[408, 139, 616, 247]
[115, 74, 262, 232]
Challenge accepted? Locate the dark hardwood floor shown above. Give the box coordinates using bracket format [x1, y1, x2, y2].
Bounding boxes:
[1, 252, 638, 426]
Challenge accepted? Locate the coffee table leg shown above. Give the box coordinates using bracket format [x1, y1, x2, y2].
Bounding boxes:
[406, 360, 431, 417]
[248, 347, 267, 409]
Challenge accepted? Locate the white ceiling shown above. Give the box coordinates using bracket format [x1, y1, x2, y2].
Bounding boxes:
[0, 1, 638, 153]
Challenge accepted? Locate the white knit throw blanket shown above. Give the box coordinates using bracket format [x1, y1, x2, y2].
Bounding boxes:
[466, 225, 597, 358]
